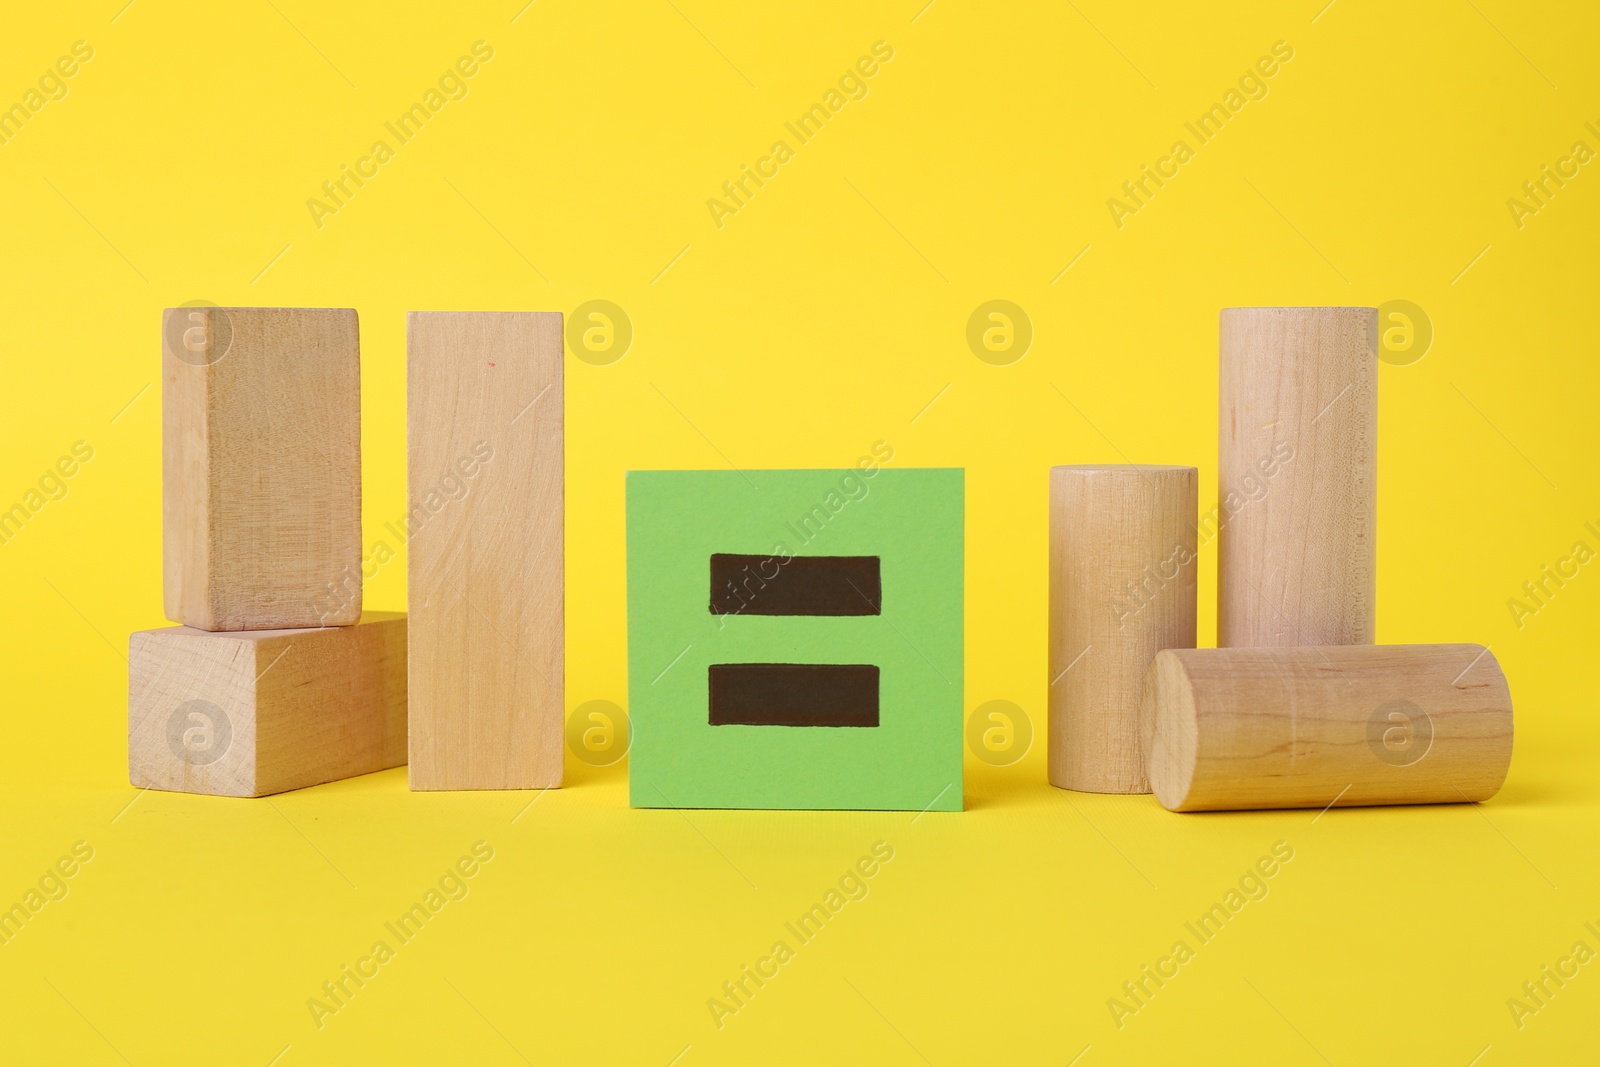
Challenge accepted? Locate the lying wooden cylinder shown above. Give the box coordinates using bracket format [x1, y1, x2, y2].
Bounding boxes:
[1049, 464, 1197, 793]
[1143, 643, 1511, 812]
[1218, 306, 1377, 647]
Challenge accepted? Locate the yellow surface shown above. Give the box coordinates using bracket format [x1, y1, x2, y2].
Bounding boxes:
[2, 1, 1597, 1063]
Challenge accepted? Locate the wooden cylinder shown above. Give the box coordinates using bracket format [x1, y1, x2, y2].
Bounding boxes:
[1219, 307, 1377, 647]
[1049, 465, 1198, 793]
[1143, 644, 1512, 812]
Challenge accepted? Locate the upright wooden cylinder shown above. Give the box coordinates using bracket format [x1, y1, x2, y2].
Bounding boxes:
[1049, 465, 1198, 793]
[1143, 644, 1512, 812]
[1219, 307, 1377, 647]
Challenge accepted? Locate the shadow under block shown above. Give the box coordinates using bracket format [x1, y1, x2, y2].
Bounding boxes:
[128, 613, 407, 797]
[406, 312, 564, 791]
[1143, 644, 1512, 812]
[162, 307, 361, 631]
[1049, 465, 1197, 794]
[627, 469, 963, 811]
[1218, 307, 1377, 647]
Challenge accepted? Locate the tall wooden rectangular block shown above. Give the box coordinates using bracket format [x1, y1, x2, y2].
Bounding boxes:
[162, 306, 362, 631]
[406, 312, 564, 791]
[1219, 306, 1377, 647]
[1049, 465, 1197, 794]
[129, 613, 407, 797]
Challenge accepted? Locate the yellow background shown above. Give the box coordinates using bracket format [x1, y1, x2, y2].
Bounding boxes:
[2, 0, 1597, 1062]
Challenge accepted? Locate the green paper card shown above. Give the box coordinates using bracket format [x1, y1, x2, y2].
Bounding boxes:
[626, 468, 964, 811]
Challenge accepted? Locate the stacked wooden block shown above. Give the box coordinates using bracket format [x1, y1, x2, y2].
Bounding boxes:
[129, 309, 565, 797]
[130, 308, 405, 796]
[1048, 306, 1513, 812]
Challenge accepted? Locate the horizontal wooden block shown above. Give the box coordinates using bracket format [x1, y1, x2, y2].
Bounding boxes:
[129, 612, 406, 797]
[407, 311, 564, 790]
[163, 306, 362, 631]
[1144, 643, 1512, 812]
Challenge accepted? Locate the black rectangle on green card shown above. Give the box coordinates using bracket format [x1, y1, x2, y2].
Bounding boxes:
[709, 663, 880, 727]
[709, 554, 881, 616]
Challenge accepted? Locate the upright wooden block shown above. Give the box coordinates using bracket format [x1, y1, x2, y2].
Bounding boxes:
[1049, 465, 1197, 793]
[129, 613, 407, 797]
[162, 306, 362, 631]
[407, 312, 564, 791]
[1143, 643, 1512, 812]
[1219, 307, 1376, 647]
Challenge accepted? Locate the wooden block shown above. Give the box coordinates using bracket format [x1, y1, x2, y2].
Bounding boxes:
[1218, 307, 1376, 647]
[406, 312, 564, 790]
[1143, 643, 1512, 812]
[162, 306, 362, 631]
[1049, 465, 1197, 793]
[129, 613, 407, 797]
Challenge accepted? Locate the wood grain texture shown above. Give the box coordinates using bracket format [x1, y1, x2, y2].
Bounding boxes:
[129, 612, 407, 797]
[406, 312, 564, 790]
[1143, 643, 1512, 812]
[1049, 465, 1197, 793]
[162, 306, 362, 631]
[1219, 307, 1376, 647]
